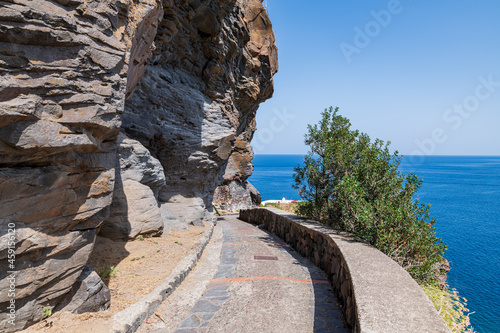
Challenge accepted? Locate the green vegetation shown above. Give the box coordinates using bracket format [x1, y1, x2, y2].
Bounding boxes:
[42, 306, 52, 319]
[138, 235, 145, 241]
[261, 201, 299, 215]
[293, 106, 446, 282]
[293, 107, 474, 331]
[96, 265, 118, 280]
[212, 204, 220, 216]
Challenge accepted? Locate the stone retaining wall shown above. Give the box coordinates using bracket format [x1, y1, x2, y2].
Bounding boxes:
[239, 207, 450, 333]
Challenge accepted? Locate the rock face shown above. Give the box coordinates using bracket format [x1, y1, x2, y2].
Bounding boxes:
[54, 265, 111, 314]
[120, 0, 277, 226]
[0, 0, 162, 330]
[224, 139, 255, 181]
[99, 134, 166, 239]
[437, 259, 450, 288]
[213, 179, 262, 212]
[213, 139, 262, 212]
[0, 0, 276, 331]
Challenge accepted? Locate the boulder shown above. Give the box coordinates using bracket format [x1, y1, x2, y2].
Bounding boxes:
[99, 135, 165, 239]
[247, 182, 262, 206]
[100, 179, 164, 239]
[54, 265, 111, 314]
[213, 126, 263, 212]
[213, 180, 262, 212]
[224, 140, 256, 181]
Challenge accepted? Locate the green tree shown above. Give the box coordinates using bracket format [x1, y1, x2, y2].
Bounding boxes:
[293, 106, 446, 282]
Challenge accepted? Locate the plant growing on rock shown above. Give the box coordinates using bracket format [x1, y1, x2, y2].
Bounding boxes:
[41, 306, 52, 319]
[96, 265, 118, 281]
[293, 106, 447, 282]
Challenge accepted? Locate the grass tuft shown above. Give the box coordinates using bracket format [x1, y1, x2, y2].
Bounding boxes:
[96, 265, 118, 280]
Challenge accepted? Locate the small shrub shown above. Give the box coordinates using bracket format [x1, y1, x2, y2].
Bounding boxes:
[138, 235, 145, 241]
[273, 202, 300, 215]
[96, 265, 118, 280]
[42, 306, 52, 319]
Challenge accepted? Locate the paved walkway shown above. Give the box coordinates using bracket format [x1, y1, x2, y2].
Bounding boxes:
[140, 216, 349, 333]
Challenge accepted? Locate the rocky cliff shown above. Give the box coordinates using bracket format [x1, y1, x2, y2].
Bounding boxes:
[0, 0, 277, 330]
[118, 0, 277, 227]
[212, 139, 262, 212]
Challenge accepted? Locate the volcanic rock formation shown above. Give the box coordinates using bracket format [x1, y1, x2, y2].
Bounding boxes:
[0, 0, 162, 330]
[213, 138, 262, 212]
[0, 0, 277, 331]
[117, 0, 277, 228]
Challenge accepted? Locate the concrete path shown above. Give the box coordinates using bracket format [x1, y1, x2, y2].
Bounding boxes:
[139, 216, 349, 333]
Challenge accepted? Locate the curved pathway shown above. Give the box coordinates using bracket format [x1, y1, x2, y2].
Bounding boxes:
[140, 216, 348, 333]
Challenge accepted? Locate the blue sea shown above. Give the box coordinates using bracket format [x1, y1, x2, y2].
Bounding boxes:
[248, 154, 500, 333]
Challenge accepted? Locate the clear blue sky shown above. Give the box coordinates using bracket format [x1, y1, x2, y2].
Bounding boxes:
[254, 0, 500, 155]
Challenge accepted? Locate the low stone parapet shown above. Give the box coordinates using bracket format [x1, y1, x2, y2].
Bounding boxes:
[239, 207, 450, 333]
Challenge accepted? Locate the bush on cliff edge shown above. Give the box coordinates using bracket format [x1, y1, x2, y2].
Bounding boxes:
[293, 106, 446, 282]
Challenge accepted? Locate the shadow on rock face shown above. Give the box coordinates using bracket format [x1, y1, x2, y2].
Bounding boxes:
[122, 69, 232, 229]
[99, 134, 164, 240]
[0, 151, 119, 331]
[0, 0, 277, 331]
[120, 0, 277, 228]
[0, 0, 163, 328]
